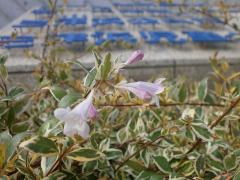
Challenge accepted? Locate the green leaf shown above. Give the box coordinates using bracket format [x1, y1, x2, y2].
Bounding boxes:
[0, 106, 9, 118]
[147, 128, 161, 141]
[223, 153, 237, 171]
[178, 161, 194, 177]
[153, 156, 172, 173]
[0, 55, 8, 64]
[126, 160, 146, 173]
[99, 138, 110, 152]
[198, 78, 208, 101]
[8, 87, 25, 98]
[178, 84, 187, 103]
[50, 86, 66, 101]
[195, 155, 206, 177]
[0, 131, 27, 167]
[82, 160, 98, 172]
[207, 158, 224, 172]
[93, 50, 101, 67]
[41, 156, 57, 176]
[72, 60, 89, 73]
[191, 123, 212, 141]
[0, 64, 8, 81]
[98, 53, 112, 80]
[59, 93, 81, 108]
[104, 148, 122, 160]
[140, 149, 150, 167]
[116, 128, 128, 144]
[84, 67, 97, 87]
[15, 159, 35, 178]
[7, 107, 15, 129]
[137, 171, 163, 180]
[20, 136, 58, 156]
[38, 118, 61, 137]
[67, 148, 102, 162]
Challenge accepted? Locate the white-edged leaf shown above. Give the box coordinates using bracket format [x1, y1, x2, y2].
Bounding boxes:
[223, 153, 238, 171]
[153, 156, 172, 173]
[67, 148, 102, 162]
[198, 78, 208, 101]
[50, 86, 66, 101]
[20, 136, 58, 156]
[192, 123, 212, 141]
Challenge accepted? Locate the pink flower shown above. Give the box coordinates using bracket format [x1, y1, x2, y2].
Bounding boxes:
[116, 81, 165, 100]
[88, 103, 98, 119]
[125, 50, 144, 65]
[54, 90, 97, 138]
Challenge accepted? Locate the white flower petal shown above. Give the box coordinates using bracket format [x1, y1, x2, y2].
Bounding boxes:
[72, 90, 94, 121]
[63, 121, 79, 137]
[77, 121, 90, 139]
[54, 107, 71, 122]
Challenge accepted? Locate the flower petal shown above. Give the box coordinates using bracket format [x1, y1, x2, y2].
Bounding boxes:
[117, 84, 152, 100]
[63, 119, 90, 138]
[88, 103, 98, 119]
[116, 81, 165, 100]
[125, 50, 144, 65]
[77, 121, 90, 139]
[72, 90, 94, 121]
[63, 120, 80, 137]
[54, 107, 71, 122]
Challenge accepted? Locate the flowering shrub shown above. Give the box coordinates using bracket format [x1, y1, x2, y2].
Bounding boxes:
[1, 0, 240, 179]
[0, 49, 240, 179]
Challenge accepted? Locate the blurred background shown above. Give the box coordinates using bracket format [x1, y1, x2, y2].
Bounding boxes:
[0, 0, 240, 86]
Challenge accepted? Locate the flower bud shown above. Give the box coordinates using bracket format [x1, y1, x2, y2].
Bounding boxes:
[125, 50, 144, 65]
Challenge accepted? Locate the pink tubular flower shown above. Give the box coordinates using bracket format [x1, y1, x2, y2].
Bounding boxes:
[116, 81, 165, 100]
[125, 50, 144, 65]
[54, 90, 97, 138]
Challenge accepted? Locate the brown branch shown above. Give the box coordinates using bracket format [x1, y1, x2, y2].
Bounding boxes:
[209, 96, 240, 129]
[41, 0, 57, 59]
[98, 102, 225, 108]
[45, 144, 75, 177]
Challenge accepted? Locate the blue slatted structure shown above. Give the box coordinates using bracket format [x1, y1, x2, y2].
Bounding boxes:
[163, 18, 192, 24]
[92, 31, 137, 45]
[0, 35, 34, 49]
[13, 20, 48, 28]
[183, 31, 228, 43]
[32, 7, 51, 15]
[140, 31, 187, 44]
[57, 15, 87, 26]
[1, 0, 239, 51]
[92, 6, 112, 13]
[129, 17, 159, 25]
[58, 33, 88, 44]
[92, 17, 124, 27]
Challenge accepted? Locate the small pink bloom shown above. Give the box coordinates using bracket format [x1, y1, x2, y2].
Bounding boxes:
[125, 50, 144, 65]
[88, 103, 98, 119]
[116, 81, 165, 100]
[54, 90, 97, 138]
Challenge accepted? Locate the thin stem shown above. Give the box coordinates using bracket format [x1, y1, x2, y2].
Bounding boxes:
[209, 96, 240, 129]
[98, 102, 225, 108]
[42, 0, 57, 59]
[45, 143, 75, 176]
